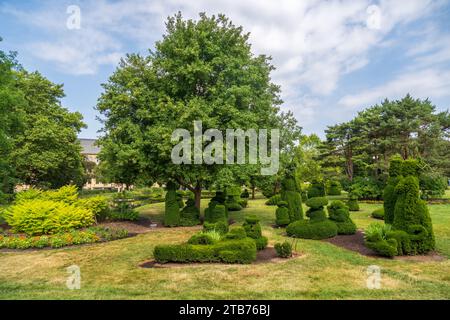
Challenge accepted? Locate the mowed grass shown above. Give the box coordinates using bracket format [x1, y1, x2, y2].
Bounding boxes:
[0, 198, 449, 300]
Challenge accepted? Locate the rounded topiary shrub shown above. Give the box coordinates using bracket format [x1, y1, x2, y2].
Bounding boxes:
[346, 193, 360, 211]
[180, 198, 200, 226]
[371, 208, 385, 220]
[205, 204, 227, 224]
[307, 180, 326, 198]
[287, 220, 337, 240]
[225, 186, 243, 211]
[275, 201, 290, 226]
[328, 200, 356, 235]
[305, 197, 328, 210]
[243, 216, 268, 250]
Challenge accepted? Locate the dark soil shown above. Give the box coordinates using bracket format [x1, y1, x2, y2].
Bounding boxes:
[139, 246, 300, 268]
[323, 230, 378, 257]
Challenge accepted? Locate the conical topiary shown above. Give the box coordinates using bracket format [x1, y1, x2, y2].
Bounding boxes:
[286, 197, 337, 240]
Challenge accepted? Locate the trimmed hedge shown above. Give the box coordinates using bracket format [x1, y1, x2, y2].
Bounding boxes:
[242, 216, 268, 250]
[287, 219, 337, 240]
[205, 204, 227, 224]
[153, 237, 257, 264]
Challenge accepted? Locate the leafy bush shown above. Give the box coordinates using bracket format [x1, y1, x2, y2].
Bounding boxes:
[420, 172, 447, 199]
[327, 180, 342, 196]
[108, 208, 139, 221]
[348, 177, 383, 200]
[274, 241, 292, 258]
[287, 220, 337, 240]
[364, 223, 392, 242]
[254, 236, 268, 251]
[203, 221, 229, 235]
[371, 208, 385, 220]
[239, 199, 248, 208]
[4, 199, 95, 235]
[241, 189, 250, 199]
[76, 196, 110, 220]
[275, 201, 290, 226]
[164, 182, 180, 227]
[265, 194, 281, 206]
[224, 227, 247, 240]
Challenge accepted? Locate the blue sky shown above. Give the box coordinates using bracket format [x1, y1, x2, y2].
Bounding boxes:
[1, 0, 449, 138]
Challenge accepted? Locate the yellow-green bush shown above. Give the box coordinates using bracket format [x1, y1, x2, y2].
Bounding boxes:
[4, 199, 95, 235]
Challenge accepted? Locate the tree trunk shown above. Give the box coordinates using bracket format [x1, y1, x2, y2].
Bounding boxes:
[251, 186, 255, 199]
[194, 185, 202, 210]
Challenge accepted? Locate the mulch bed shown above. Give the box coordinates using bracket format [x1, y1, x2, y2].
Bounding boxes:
[139, 246, 300, 268]
[323, 230, 446, 261]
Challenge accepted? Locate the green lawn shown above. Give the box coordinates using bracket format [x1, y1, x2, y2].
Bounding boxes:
[0, 198, 449, 300]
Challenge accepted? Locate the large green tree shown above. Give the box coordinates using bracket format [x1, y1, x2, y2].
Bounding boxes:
[11, 71, 86, 189]
[97, 13, 290, 208]
[0, 43, 25, 195]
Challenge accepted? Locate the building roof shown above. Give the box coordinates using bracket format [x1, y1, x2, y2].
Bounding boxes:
[79, 139, 101, 155]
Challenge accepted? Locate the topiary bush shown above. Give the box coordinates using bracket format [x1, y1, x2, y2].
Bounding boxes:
[153, 237, 257, 264]
[393, 176, 435, 254]
[328, 200, 356, 235]
[205, 204, 227, 224]
[346, 193, 360, 211]
[371, 208, 385, 220]
[275, 201, 290, 227]
[307, 180, 326, 198]
[3, 199, 95, 236]
[383, 176, 400, 224]
[265, 194, 281, 206]
[225, 186, 243, 211]
[180, 198, 200, 226]
[287, 197, 337, 240]
[327, 180, 342, 196]
[274, 241, 292, 258]
[281, 174, 303, 222]
[164, 182, 180, 227]
[364, 223, 398, 257]
[242, 216, 268, 250]
[287, 219, 337, 240]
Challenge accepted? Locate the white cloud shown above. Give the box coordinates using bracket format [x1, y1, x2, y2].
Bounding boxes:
[339, 68, 450, 109]
[2, 0, 448, 133]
